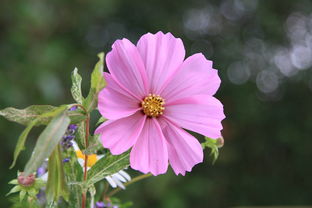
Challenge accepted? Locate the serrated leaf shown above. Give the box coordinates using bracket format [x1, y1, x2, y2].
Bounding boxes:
[10, 106, 75, 169]
[0, 105, 57, 126]
[71, 68, 84, 104]
[0, 105, 86, 128]
[24, 108, 70, 176]
[46, 145, 69, 203]
[83, 52, 106, 113]
[87, 151, 130, 185]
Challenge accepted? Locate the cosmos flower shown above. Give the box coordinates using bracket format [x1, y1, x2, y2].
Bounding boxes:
[95, 31, 225, 176]
[72, 142, 131, 189]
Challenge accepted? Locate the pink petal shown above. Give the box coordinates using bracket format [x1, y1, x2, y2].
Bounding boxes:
[137, 31, 185, 94]
[95, 112, 146, 155]
[159, 118, 203, 176]
[106, 38, 148, 98]
[161, 53, 221, 103]
[164, 95, 225, 139]
[98, 73, 141, 120]
[130, 118, 168, 175]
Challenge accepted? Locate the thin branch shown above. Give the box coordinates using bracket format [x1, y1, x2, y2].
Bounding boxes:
[71, 104, 90, 208]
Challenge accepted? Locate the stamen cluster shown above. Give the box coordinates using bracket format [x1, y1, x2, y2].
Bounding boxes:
[141, 94, 165, 117]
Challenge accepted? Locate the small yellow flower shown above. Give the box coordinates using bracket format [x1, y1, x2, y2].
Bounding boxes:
[75, 150, 99, 168]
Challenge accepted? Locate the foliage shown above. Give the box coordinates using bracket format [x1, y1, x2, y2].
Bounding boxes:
[202, 137, 224, 164]
[87, 151, 130, 186]
[1, 53, 133, 207]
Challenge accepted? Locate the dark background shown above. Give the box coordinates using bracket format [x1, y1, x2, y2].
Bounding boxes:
[1, 0, 312, 207]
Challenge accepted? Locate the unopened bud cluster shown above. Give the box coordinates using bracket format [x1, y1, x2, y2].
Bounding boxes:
[18, 173, 35, 187]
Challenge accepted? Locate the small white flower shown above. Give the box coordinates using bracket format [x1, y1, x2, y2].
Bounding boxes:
[105, 170, 131, 190]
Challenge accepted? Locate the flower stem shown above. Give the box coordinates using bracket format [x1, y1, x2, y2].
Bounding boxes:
[107, 173, 152, 197]
[70, 104, 90, 208]
[82, 115, 90, 208]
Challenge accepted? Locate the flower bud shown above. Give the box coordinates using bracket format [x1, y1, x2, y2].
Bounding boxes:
[18, 173, 35, 187]
[216, 137, 224, 148]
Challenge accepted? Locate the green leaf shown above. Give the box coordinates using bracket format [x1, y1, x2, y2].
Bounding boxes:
[91, 52, 106, 91]
[10, 106, 72, 169]
[10, 120, 37, 169]
[24, 108, 70, 176]
[0, 105, 86, 128]
[6, 185, 22, 196]
[71, 68, 84, 104]
[19, 190, 26, 201]
[96, 116, 107, 126]
[89, 185, 96, 208]
[87, 151, 130, 185]
[34, 179, 45, 189]
[27, 188, 38, 197]
[68, 109, 87, 124]
[63, 148, 83, 208]
[9, 179, 18, 184]
[202, 137, 223, 164]
[83, 52, 106, 113]
[0, 105, 57, 126]
[76, 121, 86, 149]
[46, 145, 69, 203]
[83, 135, 102, 155]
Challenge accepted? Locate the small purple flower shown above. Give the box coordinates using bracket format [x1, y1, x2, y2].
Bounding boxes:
[68, 124, 78, 131]
[63, 158, 70, 163]
[37, 167, 46, 177]
[96, 201, 106, 208]
[69, 106, 78, 111]
[61, 124, 78, 149]
[63, 135, 75, 141]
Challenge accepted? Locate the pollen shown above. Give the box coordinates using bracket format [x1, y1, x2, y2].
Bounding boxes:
[76, 150, 98, 167]
[141, 94, 165, 117]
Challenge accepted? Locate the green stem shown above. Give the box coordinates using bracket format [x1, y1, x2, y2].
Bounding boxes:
[107, 173, 152, 197]
[71, 104, 90, 208]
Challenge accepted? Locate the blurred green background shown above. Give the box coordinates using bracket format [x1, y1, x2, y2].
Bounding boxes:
[1, 0, 312, 207]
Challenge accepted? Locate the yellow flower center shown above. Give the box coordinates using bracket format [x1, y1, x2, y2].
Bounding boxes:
[76, 150, 98, 167]
[141, 94, 165, 117]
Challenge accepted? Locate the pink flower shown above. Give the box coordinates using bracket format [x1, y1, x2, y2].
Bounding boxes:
[95, 31, 225, 176]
